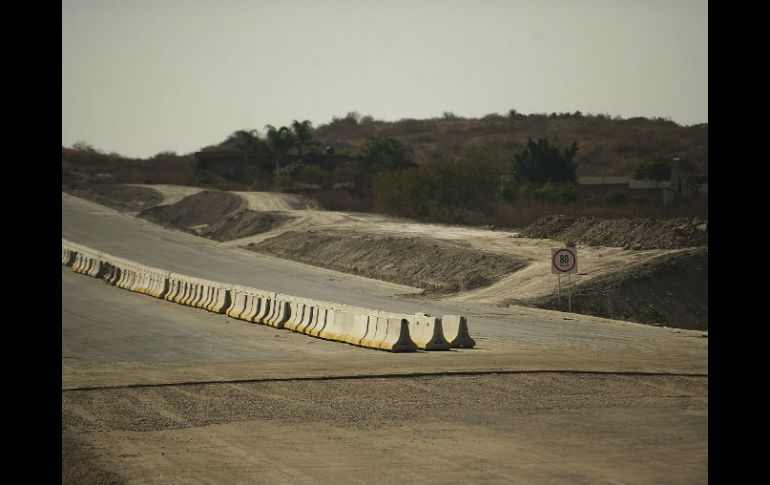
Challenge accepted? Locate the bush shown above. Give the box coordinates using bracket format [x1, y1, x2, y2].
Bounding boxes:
[372, 159, 498, 222]
[604, 188, 630, 205]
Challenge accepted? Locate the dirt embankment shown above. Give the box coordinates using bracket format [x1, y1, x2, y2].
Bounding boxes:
[68, 184, 165, 212]
[518, 215, 708, 249]
[139, 190, 291, 241]
[251, 230, 527, 293]
[524, 247, 708, 330]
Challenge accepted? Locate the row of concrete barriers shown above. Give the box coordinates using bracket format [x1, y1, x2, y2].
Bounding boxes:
[62, 239, 475, 352]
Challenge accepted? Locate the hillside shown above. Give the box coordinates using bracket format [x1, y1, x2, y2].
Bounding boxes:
[313, 112, 708, 176]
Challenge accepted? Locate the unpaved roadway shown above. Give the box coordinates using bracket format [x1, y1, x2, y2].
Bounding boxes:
[61, 192, 708, 484]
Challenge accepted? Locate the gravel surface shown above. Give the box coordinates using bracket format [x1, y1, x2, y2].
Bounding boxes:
[62, 373, 707, 485]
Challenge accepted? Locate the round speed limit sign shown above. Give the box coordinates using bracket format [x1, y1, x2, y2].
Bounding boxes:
[551, 247, 577, 274]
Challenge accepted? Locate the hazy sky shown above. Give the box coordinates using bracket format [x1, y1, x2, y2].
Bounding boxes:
[62, 0, 708, 158]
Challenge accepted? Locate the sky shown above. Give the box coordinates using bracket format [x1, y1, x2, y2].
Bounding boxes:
[62, 0, 708, 159]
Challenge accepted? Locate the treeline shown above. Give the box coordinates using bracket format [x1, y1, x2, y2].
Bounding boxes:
[312, 110, 708, 177]
[63, 111, 707, 227]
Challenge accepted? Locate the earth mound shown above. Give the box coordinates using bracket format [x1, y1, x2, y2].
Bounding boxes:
[69, 184, 164, 212]
[139, 190, 290, 241]
[518, 215, 707, 249]
[522, 247, 708, 330]
[250, 230, 527, 293]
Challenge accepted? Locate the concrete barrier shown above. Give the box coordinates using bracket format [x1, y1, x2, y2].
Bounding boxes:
[347, 313, 370, 345]
[378, 317, 418, 352]
[198, 281, 214, 309]
[165, 277, 180, 302]
[318, 308, 345, 342]
[296, 304, 317, 334]
[62, 247, 77, 266]
[307, 308, 328, 337]
[262, 294, 280, 326]
[252, 294, 271, 324]
[266, 298, 290, 328]
[440, 315, 475, 348]
[239, 291, 259, 321]
[208, 285, 231, 314]
[283, 299, 303, 331]
[409, 314, 451, 351]
[185, 278, 203, 308]
[61, 240, 463, 354]
[226, 286, 247, 318]
[359, 313, 385, 348]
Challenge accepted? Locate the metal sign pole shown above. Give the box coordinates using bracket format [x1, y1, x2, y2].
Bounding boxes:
[568, 273, 572, 312]
[557, 274, 562, 311]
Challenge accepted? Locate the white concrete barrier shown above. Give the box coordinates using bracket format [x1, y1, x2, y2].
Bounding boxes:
[296, 304, 317, 335]
[239, 291, 259, 321]
[226, 286, 247, 318]
[266, 297, 289, 328]
[409, 314, 451, 351]
[378, 317, 418, 352]
[208, 285, 231, 314]
[440, 315, 475, 348]
[61, 239, 468, 353]
[252, 294, 271, 324]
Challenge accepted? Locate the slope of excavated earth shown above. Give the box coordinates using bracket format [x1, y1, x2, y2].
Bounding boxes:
[523, 247, 708, 330]
[519, 215, 708, 249]
[68, 184, 164, 212]
[250, 230, 527, 294]
[138, 190, 292, 241]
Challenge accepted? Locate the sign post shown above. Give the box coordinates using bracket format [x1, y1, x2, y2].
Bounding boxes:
[551, 247, 578, 312]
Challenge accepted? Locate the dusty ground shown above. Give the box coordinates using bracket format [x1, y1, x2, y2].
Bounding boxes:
[62, 374, 706, 485]
[61, 193, 708, 484]
[68, 184, 708, 329]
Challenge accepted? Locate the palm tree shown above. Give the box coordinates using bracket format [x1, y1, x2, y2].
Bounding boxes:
[290, 120, 313, 159]
[264, 125, 295, 175]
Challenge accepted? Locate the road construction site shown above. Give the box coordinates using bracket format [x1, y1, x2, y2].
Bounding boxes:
[61, 187, 707, 484]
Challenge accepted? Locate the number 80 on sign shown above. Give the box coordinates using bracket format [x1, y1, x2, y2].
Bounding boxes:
[551, 247, 577, 274]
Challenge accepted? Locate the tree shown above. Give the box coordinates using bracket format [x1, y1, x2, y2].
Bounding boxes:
[631, 158, 672, 187]
[72, 140, 96, 152]
[360, 136, 415, 172]
[290, 120, 313, 158]
[224, 129, 263, 153]
[264, 125, 295, 174]
[511, 138, 578, 183]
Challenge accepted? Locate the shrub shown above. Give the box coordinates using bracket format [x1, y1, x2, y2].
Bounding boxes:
[604, 188, 630, 205]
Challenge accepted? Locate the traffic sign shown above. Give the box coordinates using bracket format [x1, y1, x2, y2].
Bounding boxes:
[551, 247, 577, 274]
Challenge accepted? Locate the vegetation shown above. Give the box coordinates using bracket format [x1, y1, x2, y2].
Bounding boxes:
[631, 158, 673, 185]
[512, 138, 578, 183]
[62, 110, 708, 227]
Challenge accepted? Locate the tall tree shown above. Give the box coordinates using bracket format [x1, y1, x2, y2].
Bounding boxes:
[512, 138, 578, 183]
[264, 125, 295, 174]
[290, 120, 313, 158]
